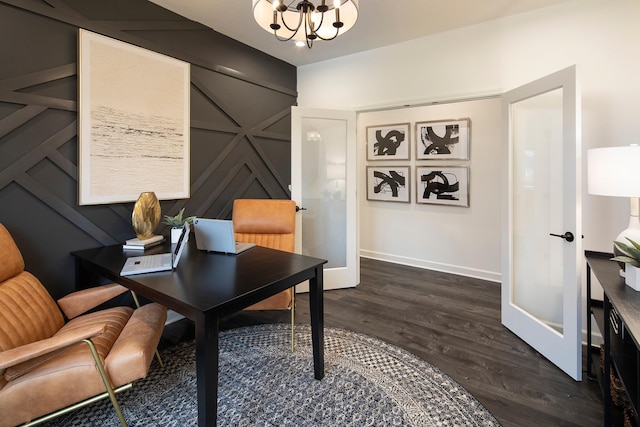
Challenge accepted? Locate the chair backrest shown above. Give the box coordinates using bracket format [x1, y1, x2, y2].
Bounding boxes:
[0, 224, 64, 352]
[232, 199, 296, 252]
[0, 224, 24, 284]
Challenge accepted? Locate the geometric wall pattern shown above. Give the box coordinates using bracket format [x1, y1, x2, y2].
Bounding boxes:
[0, 0, 297, 297]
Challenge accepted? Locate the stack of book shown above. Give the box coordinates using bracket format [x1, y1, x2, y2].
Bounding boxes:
[122, 234, 165, 250]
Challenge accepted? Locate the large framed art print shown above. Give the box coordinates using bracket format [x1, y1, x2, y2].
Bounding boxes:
[78, 29, 190, 205]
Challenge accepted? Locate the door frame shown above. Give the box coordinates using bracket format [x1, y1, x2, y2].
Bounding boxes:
[501, 65, 582, 380]
[291, 106, 359, 291]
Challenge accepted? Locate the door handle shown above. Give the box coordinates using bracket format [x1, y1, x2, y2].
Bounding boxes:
[549, 232, 574, 242]
[295, 205, 307, 212]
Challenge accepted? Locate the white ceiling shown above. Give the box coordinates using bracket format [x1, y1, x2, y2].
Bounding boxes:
[148, 0, 573, 67]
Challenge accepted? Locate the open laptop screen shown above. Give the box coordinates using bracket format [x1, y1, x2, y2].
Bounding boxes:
[172, 224, 188, 268]
[193, 218, 255, 254]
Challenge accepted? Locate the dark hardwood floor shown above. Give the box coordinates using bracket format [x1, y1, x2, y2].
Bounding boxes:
[163, 257, 604, 426]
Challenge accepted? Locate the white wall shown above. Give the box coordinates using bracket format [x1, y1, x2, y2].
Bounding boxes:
[297, 0, 640, 281]
[358, 99, 502, 281]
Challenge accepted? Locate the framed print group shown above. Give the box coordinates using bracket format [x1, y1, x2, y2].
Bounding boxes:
[366, 166, 410, 203]
[78, 29, 190, 205]
[366, 123, 410, 160]
[364, 117, 471, 206]
[415, 118, 470, 160]
[415, 166, 469, 207]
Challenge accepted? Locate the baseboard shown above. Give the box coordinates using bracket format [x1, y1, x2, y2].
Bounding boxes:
[584, 331, 603, 347]
[359, 250, 502, 283]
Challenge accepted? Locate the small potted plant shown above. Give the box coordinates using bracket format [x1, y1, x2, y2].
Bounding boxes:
[612, 237, 640, 291]
[163, 208, 195, 243]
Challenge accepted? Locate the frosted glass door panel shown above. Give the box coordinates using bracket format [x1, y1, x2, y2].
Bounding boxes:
[512, 89, 564, 333]
[291, 107, 358, 291]
[301, 117, 347, 268]
[501, 66, 581, 380]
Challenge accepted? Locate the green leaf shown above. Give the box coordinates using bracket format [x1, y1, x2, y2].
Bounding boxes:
[626, 237, 640, 251]
[614, 237, 640, 265]
[628, 246, 640, 260]
[162, 207, 194, 227]
[614, 240, 632, 253]
[611, 255, 640, 268]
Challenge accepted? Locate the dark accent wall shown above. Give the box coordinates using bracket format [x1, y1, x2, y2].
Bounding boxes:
[0, 0, 297, 298]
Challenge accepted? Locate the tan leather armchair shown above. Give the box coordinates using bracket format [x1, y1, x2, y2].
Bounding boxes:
[0, 224, 167, 427]
[232, 199, 297, 349]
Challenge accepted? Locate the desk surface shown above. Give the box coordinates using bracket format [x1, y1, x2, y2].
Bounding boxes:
[73, 235, 327, 426]
[72, 238, 326, 320]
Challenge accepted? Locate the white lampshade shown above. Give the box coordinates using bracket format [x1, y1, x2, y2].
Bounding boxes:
[588, 145, 640, 278]
[587, 146, 640, 197]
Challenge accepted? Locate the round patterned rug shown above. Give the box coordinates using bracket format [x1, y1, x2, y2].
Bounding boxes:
[43, 324, 500, 426]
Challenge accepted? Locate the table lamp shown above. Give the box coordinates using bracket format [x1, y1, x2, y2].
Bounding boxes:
[587, 145, 640, 275]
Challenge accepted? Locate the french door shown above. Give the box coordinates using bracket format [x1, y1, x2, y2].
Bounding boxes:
[501, 66, 582, 380]
[291, 107, 359, 290]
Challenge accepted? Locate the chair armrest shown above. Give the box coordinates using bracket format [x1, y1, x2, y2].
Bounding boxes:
[0, 323, 106, 370]
[57, 283, 129, 319]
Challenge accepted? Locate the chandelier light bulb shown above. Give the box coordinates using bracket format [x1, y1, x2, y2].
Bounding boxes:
[333, 0, 342, 28]
[311, 11, 321, 26]
[273, 0, 287, 12]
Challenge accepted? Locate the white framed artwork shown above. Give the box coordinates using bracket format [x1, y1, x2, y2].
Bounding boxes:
[78, 29, 190, 205]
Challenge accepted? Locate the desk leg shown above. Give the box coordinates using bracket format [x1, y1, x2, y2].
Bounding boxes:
[309, 265, 325, 380]
[195, 314, 219, 427]
[74, 258, 102, 291]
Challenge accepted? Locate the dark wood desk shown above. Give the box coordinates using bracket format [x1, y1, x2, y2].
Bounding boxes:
[72, 238, 327, 426]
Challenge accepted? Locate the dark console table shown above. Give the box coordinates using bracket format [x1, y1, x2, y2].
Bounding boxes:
[586, 251, 640, 426]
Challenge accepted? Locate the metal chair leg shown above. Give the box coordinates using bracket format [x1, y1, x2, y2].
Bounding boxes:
[83, 339, 127, 427]
[130, 291, 141, 309]
[20, 384, 133, 427]
[291, 286, 295, 352]
[154, 349, 164, 368]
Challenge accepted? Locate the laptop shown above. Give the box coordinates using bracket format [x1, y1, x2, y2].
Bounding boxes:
[193, 218, 255, 255]
[120, 225, 188, 276]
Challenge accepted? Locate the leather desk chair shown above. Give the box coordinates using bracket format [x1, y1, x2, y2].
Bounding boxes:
[232, 199, 297, 350]
[0, 224, 167, 427]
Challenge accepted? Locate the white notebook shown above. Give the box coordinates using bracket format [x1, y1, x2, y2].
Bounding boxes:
[120, 225, 188, 275]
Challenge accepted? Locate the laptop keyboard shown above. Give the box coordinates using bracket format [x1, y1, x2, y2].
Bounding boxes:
[134, 253, 172, 268]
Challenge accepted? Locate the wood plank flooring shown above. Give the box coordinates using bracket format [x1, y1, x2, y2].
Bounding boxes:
[164, 257, 604, 426]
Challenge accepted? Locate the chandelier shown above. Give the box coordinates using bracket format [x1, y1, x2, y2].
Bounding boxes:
[252, 0, 359, 48]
